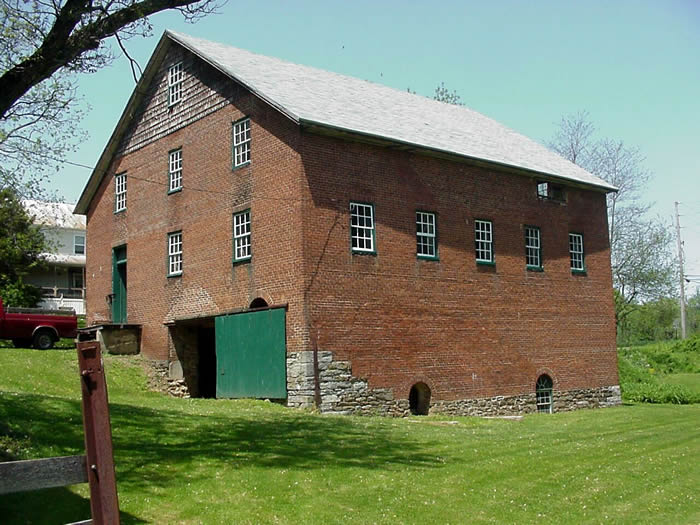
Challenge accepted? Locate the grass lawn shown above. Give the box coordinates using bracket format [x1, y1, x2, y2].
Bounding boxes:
[665, 373, 700, 394]
[1, 348, 699, 524]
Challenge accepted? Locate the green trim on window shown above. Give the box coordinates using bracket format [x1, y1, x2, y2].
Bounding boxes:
[350, 201, 377, 255]
[416, 209, 439, 261]
[474, 217, 494, 264]
[167, 187, 183, 195]
[232, 209, 252, 264]
[524, 224, 543, 271]
[568, 231, 586, 274]
[166, 230, 183, 278]
[232, 116, 252, 170]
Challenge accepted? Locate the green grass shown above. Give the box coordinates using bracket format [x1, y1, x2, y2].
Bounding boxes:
[1, 348, 699, 524]
[618, 336, 700, 404]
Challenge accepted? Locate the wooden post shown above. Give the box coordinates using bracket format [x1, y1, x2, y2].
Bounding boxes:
[77, 341, 120, 525]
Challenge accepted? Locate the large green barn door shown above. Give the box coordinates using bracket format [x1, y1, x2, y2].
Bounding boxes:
[215, 308, 286, 399]
[111, 246, 127, 323]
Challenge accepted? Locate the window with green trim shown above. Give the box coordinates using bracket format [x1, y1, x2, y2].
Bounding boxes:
[233, 210, 251, 261]
[474, 219, 493, 263]
[569, 232, 585, 272]
[350, 202, 375, 253]
[168, 231, 183, 276]
[115, 172, 126, 212]
[233, 118, 251, 167]
[416, 211, 437, 259]
[525, 226, 542, 269]
[536, 375, 553, 413]
[168, 62, 183, 106]
[169, 148, 182, 192]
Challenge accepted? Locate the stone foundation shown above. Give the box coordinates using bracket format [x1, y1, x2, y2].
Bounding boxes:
[287, 350, 621, 416]
[431, 385, 622, 417]
[287, 351, 408, 416]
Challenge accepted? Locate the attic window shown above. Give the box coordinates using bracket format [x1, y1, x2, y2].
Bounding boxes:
[168, 62, 183, 106]
[537, 181, 565, 202]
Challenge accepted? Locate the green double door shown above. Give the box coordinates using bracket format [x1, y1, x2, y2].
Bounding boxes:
[214, 308, 286, 399]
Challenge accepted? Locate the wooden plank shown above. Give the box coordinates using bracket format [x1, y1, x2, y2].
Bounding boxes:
[77, 341, 121, 524]
[0, 455, 87, 494]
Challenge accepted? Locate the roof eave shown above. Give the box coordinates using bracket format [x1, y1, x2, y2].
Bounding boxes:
[299, 118, 618, 193]
[74, 33, 175, 215]
[165, 30, 301, 125]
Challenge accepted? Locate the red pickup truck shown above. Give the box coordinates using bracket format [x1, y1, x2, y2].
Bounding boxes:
[0, 297, 78, 349]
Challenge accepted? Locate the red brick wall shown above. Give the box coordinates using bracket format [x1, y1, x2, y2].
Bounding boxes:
[85, 47, 307, 361]
[85, 44, 617, 404]
[300, 133, 618, 402]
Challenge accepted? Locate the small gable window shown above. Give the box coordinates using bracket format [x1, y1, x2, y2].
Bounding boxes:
[169, 148, 183, 193]
[168, 62, 184, 106]
[537, 181, 566, 202]
[115, 172, 127, 213]
[233, 118, 251, 168]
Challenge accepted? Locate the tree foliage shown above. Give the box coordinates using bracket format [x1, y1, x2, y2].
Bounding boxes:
[0, 187, 48, 306]
[0, 0, 222, 197]
[433, 81, 463, 106]
[549, 111, 676, 322]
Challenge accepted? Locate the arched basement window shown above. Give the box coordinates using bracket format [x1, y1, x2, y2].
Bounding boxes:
[536, 374, 553, 414]
[409, 382, 431, 415]
[249, 298, 268, 309]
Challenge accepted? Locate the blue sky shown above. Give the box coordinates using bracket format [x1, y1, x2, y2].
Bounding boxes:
[50, 0, 700, 292]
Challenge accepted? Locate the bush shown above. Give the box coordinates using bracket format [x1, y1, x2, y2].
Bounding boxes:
[618, 339, 700, 404]
[0, 279, 42, 308]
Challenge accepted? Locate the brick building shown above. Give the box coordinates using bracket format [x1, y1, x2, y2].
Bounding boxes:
[75, 31, 621, 415]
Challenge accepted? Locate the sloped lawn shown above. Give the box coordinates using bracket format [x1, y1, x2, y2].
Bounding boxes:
[0, 348, 698, 524]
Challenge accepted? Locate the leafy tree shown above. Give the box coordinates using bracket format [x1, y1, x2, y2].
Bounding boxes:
[0, 187, 48, 306]
[433, 81, 463, 106]
[548, 112, 676, 323]
[0, 0, 222, 197]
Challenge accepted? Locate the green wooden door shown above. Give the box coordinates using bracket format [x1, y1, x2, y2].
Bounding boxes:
[215, 308, 286, 399]
[111, 246, 127, 323]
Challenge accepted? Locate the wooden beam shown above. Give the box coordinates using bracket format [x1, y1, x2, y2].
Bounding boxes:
[0, 455, 87, 494]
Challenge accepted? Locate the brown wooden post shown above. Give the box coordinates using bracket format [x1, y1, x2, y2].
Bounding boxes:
[77, 341, 120, 525]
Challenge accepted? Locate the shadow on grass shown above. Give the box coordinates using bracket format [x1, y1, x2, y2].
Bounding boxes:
[1, 391, 447, 522]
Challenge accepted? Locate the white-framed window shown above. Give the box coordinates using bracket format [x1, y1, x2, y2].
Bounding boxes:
[233, 210, 251, 261]
[169, 148, 183, 192]
[474, 219, 493, 263]
[536, 374, 553, 414]
[416, 211, 437, 259]
[168, 231, 183, 276]
[350, 202, 375, 253]
[115, 172, 127, 212]
[233, 118, 251, 167]
[569, 232, 585, 272]
[168, 62, 183, 106]
[74, 234, 85, 255]
[537, 181, 565, 201]
[525, 226, 541, 269]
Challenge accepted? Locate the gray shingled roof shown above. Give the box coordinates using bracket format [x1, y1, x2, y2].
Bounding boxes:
[169, 31, 615, 192]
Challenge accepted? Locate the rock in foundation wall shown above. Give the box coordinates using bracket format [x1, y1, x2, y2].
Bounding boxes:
[287, 350, 621, 416]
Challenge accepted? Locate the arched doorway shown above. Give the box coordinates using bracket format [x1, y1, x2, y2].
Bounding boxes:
[536, 374, 553, 413]
[409, 382, 431, 415]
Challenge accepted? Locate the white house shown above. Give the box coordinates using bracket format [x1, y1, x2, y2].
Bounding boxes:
[23, 200, 86, 315]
